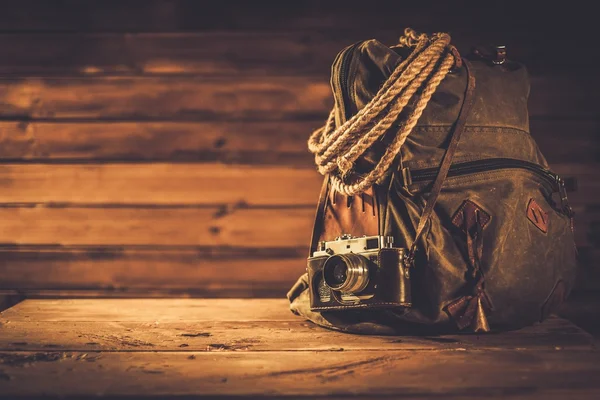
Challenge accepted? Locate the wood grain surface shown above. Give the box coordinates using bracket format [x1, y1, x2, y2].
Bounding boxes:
[0, 163, 322, 205]
[0, 299, 599, 399]
[0, 32, 595, 77]
[0, 119, 596, 164]
[0, 0, 597, 297]
[0, 245, 306, 296]
[0, 75, 596, 120]
[0, 121, 319, 164]
[0, 317, 593, 352]
[0, 206, 314, 246]
[0, 299, 296, 322]
[0, 77, 333, 120]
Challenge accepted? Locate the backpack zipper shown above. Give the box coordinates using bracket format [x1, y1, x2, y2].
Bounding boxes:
[334, 42, 361, 122]
[403, 158, 574, 217]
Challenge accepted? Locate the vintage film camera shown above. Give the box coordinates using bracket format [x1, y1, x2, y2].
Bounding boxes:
[307, 234, 412, 311]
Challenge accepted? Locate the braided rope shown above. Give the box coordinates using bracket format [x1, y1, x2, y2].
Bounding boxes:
[308, 28, 461, 196]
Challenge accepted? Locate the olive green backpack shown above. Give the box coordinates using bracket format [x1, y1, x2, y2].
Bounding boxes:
[287, 30, 578, 334]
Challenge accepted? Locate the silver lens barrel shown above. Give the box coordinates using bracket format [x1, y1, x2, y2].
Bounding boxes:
[322, 253, 370, 293]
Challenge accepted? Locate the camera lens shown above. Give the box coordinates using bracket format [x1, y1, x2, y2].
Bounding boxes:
[322, 253, 370, 293]
[332, 262, 347, 285]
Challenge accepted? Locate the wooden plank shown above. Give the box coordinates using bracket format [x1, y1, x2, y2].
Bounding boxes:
[545, 163, 600, 206]
[529, 76, 600, 119]
[0, 76, 596, 120]
[550, 164, 600, 210]
[0, 295, 23, 313]
[0, 350, 599, 398]
[0, 245, 306, 296]
[0, 121, 317, 165]
[571, 207, 599, 249]
[559, 291, 600, 341]
[0, 241, 595, 297]
[0, 119, 595, 165]
[0, 32, 595, 77]
[576, 247, 600, 291]
[0, 316, 593, 352]
[0, 204, 594, 247]
[0, 0, 591, 37]
[0, 206, 314, 246]
[0, 163, 322, 205]
[0, 163, 592, 205]
[0, 32, 343, 77]
[0, 299, 296, 322]
[0, 0, 183, 32]
[0, 76, 333, 120]
[530, 119, 599, 164]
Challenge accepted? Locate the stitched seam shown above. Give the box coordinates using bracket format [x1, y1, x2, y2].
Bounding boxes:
[411, 125, 530, 135]
[409, 168, 553, 191]
[311, 302, 412, 310]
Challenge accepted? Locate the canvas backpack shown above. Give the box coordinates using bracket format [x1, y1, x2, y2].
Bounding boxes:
[287, 30, 578, 334]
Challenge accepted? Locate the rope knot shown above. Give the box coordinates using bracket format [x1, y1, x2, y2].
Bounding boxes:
[337, 155, 354, 175]
[398, 28, 428, 48]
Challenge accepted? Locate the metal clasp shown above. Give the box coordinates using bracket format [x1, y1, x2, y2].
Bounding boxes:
[493, 45, 506, 65]
[556, 176, 574, 218]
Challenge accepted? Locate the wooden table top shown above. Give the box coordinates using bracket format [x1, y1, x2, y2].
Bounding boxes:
[1, 299, 599, 399]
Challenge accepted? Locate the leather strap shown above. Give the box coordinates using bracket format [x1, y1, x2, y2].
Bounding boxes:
[408, 59, 477, 261]
[308, 175, 330, 256]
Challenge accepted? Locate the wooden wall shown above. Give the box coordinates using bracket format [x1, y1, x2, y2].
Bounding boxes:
[0, 0, 598, 298]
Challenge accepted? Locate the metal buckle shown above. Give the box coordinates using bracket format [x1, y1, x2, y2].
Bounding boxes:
[493, 45, 506, 65]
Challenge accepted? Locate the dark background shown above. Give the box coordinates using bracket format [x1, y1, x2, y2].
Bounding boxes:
[0, 0, 598, 300]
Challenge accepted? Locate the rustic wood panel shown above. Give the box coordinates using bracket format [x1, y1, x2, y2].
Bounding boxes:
[0, 246, 306, 296]
[0, 163, 592, 205]
[0, 242, 596, 297]
[0, 32, 345, 77]
[0, 203, 593, 246]
[0, 299, 598, 399]
[0, 76, 597, 120]
[1, 350, 599, 399]
[0, 295, 23, 313]
[549, 164, 600, 207]
[0, 317, 593, 352]
[0, 299, 296, 322]
[0, 192, 587, 251]
[530, 119, 599, 163]
[0, 76, 332, 120]
[0, 349, 598, 399]
[0, 1, 590, 38]
[0, 32, 594, 77]
[0, 119, 595, 164]
[0, 163, 322, 205]
[1, 244, 595, 298]
[0, 206, 314, 247]
[0, 121, 317, 165]
[0, 0, 596, 298]
[578, 248, 600, 291]
[558, 291, 600, 339]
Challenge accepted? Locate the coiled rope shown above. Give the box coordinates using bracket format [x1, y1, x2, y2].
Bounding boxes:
[308, 28, 462, 196]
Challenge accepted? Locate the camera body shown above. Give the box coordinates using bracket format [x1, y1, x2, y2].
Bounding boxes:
[307, 234, 412, 311]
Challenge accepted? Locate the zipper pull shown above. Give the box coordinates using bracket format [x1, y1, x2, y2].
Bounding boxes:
[555, 174, 575, 218]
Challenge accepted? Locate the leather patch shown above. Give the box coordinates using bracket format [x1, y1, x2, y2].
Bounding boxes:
[319, 185, 379, 242]
[445, 291, 493, 332]
[451, 200, 491, 234]
[526, 198, 549, 233]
